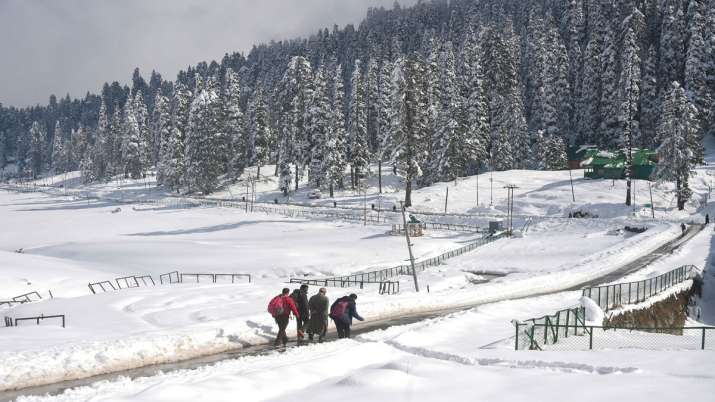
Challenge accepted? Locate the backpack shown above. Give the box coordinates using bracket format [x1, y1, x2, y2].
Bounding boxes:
[268, 296, 285, 317]
[330, 299, 349, 318]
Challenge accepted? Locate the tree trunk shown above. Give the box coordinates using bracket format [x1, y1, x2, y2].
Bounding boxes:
[404, 177, 412, 208]
[330, 183, 334, 198]
[295, 164, 300, 191]
[257, 165, 261, 179]
[378, 160, 382, 194]
[625, 178, 632, 206]
[350, 166, 355, 190]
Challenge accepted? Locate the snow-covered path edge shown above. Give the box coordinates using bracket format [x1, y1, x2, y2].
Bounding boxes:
[0, 223, 681, 392]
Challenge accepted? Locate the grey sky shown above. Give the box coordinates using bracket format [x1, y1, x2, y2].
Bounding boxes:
[0, 0, 417, 107]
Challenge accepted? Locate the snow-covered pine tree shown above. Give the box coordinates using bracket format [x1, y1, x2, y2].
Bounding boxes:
[684, 0, 711, 142]
[50, 121, 64, 174]
[578, 37, 602, 145]
[153, 94, 172, 185]
[348, 59, 370, 187]
[482, 23, 528, 170]
[185, 77, 224, 194]
[121, 94, 143, 179]
[108, 104, 123, 177]
[386, 55, 428, 207]
[375, 59, 393, 193]
[320, 63, 348, 198]
[619, 26, 641, 206]
[77, 125, 95, 183]
[223, 68, 245, 180]
[133, 91, 151, 173]
[250, 82, 273, 179]
[599, 24, 620, 148]
[461, 27, 489, 175]
[366, 58, 380, 153]
[659, 5, 686, 93]
[639, 46, 658, 148]
[161, 82, 192, 190]
[656, 82, 701, 210]
[307, 64, 330, 188]
[91, 99, 109, 180]
[29, 121, 45, 179]
[432, 42, 464, 182]
[280, 56, 313, 191]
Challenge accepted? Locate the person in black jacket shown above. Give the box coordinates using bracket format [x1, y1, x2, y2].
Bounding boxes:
[290, 285, 310, 339]
[329, 293, 364, 339]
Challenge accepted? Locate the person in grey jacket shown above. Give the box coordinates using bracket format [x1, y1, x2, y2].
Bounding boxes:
[307, 288, 329, 342]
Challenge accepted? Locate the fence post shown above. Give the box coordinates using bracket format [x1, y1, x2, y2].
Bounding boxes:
[589, 327, 594, 350]
[703, 328, 707, 350]
[515, 323, 520, 351]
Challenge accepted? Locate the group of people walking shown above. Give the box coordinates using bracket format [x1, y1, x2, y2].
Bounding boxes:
[267, 285, 364, 347]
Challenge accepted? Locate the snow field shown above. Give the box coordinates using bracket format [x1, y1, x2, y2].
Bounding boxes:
[0, 187, 684, 391]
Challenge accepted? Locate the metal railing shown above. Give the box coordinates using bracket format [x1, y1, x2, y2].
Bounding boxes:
[514, 306, 587, 350]
[179, 273, 252, 284]
[582, 265, 696, 311]
[12, 291, 45, 303]
[88, 280, 117, 294]
[4, 316, 13, 327]
[520, 324, 714, 351]
[288, 278, 399, 295]
[291, 232, 507, 292]
[12, 314, 66, 328]
[160, 271, 180, 284]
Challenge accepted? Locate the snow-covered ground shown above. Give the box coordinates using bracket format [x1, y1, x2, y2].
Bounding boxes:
[3, 151, 715, 400]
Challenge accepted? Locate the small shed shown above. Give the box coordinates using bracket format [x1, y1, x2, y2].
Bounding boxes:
[582, 150, 615, 179]
[632, 149, 657, 180]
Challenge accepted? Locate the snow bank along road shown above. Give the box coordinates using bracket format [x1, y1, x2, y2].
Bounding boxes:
[1, 221, 700, 400]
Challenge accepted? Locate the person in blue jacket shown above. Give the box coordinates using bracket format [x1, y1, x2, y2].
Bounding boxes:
[329, 294, 364, 339]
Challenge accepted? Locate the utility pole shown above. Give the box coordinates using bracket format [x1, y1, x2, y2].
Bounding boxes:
[363, 182, 367, 226]
[476, 167, 479, 207]
[490, 171, 494, 206]
[504, 185, 519, 236]
[649, 181, 655, 219]
[444, 186, 449, 214]
[400, 201, 419, 292]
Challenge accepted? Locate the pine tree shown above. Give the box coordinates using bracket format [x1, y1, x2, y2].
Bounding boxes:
[386, 55, 428, 207]
[121, 95, 143, 179]
[250, 82, 273, 179]
[640, 46, 659, 148]
[223, 68, 245, 180]
[432, 42, 464, 182]
[133, 91, 151, 172]
[321, 64, 348, 197]
[619, 26, 641, 206]
[376, 59, 393, 193]
[656, 82, 701, 210]
[153, 94, 172, 184]
[578, 37, 602, 145]
[348, 59, 370, 186]
[29, 121, 45, 179]
[92, 99, 109, 180]
[161, 82, 191, 190]
[280, 56, 313, 191]
[307, 64, 331, 188]
[599, 25, 620, 148]
[461, 28, 489, 174]
[50, 121, 64, 174]
[684, 0, 711, 139]
[185, 77, 224, 194]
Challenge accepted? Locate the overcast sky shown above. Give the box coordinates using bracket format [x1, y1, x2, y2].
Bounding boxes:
[0, 0, 417, 107]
